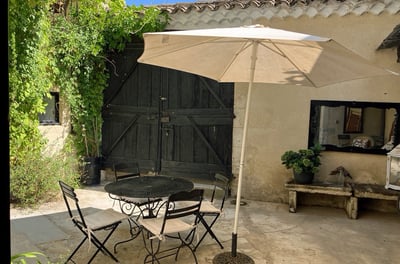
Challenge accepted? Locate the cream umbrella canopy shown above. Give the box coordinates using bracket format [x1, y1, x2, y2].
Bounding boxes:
[138, 25, 392, 87]
[137, 25, 394, 262]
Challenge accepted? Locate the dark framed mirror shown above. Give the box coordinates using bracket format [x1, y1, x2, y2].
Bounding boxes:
[308, 100, 400, 155]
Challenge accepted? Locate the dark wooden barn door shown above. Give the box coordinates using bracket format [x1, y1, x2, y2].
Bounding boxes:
[102, 39, 234, 180]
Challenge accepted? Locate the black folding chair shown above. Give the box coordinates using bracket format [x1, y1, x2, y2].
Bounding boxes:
[111, 162, 162, 214]
[109, 162, 163, 252]
[139, 189, 204, 264]
[110, 162, 142, 205]
[59, 180, 128, 263]
[191, 173, 230, 251]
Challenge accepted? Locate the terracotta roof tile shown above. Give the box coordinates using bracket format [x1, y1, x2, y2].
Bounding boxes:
[157, 0, 400, 16]
[155, 0, 400, 62]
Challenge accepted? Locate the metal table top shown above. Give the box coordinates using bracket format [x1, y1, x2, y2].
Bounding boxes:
[104, 175, 194, 199]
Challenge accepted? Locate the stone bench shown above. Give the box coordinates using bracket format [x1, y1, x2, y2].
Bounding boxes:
[352, 183, 400, 218]
[284, 181, 355, 218]
[284, 181, 399, 219]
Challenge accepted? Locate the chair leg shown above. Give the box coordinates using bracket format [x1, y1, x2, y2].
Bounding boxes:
[141, 231, 199, 264]
[113, 200, 148, 253]
[142, 231, 161, 264]
[71, 223, 121, 263]
[174, 243, 198, 263]
[114, 199, 165, 254]
[194, 214, 224, 251]
[113, 217, 142, 253]
[185, 214, 202, 242]
[65, 236, 88, 263]
[175, 233, 198, 264]
[88, 226, 120, 263]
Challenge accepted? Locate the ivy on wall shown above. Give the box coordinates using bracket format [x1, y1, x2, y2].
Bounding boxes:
[50, 0, 167, 157]
[9, 0, 52, 165]
[9, 0, 167, 206]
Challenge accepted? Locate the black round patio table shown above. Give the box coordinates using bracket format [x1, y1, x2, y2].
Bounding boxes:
[104, 175, 194, 199]
[104, 175, 195, 251]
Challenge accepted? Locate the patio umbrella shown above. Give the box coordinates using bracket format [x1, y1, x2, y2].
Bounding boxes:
[137, 25, 394, 262]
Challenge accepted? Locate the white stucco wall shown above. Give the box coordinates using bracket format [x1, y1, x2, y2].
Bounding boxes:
[163, 1, 400, 203]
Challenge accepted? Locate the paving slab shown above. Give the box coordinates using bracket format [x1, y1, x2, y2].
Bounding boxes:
[11, 215, 69, 244]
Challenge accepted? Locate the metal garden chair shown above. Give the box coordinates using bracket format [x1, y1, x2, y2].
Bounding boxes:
[139, 189, 204, 264]
[191, 173, 230, 251]
[59, 180, 128, 263]
[110, 162, 163, 252]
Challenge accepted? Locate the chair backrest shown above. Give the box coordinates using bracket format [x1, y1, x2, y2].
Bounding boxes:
[113, 162, 141, 181]
[209, 173, 230, 210]
[59, 180, 87, 229]
[161, 189, 204, 234]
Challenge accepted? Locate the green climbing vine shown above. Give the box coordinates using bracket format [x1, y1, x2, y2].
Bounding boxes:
[9, 0, 167, 206]
[50, 0, 167, 157]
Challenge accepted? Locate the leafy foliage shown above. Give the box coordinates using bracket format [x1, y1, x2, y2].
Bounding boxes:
[10, 137, 80, 207]
[11, 251, 49, 264]
[281, 144, 322, 174]
[49, 0, 167, 157]
[9, 0, 53, 165]
[9, 0, 167, 207]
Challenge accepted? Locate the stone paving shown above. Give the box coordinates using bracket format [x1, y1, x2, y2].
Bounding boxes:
[10, 181, 400, 264]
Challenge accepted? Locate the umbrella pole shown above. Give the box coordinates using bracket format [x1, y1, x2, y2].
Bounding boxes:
[232, 40, 257, 254]
[231, 64, 254, 257]
[213, 41, 258, 264]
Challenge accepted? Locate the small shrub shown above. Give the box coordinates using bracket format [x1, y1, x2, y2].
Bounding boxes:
[10, 142, 80, 208]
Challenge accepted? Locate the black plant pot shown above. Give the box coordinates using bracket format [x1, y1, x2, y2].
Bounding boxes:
[293, 171, 314, 184]
[81, 156, 101, 185]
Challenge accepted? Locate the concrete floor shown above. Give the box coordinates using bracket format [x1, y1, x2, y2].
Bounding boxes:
[10, 181, 400, 264]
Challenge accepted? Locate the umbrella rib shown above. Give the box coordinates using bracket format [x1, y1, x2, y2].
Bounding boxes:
[259, 41, 317, 87]
[140, 37, 220, 61]
[218, 41, 253, 81]
[142, 37, 245, 61]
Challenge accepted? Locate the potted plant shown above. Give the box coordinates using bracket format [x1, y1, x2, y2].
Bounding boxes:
[281, 144, 322, 184]
[79, 117, 102, 186]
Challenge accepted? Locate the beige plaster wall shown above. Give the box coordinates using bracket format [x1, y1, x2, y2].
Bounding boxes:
[165, 2, 400, 205]
[229, 14, 400, 203]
